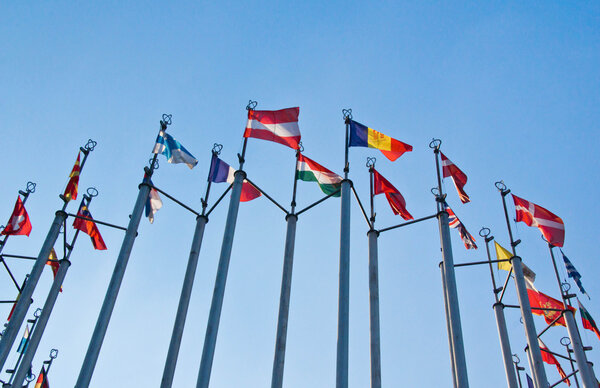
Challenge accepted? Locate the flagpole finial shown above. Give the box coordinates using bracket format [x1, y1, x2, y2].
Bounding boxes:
[429, 138, 441, 150]
[495, 180, 508, 193]
[342, 108, 352, 122]
[25, 182, 36, 194]
[479, 227, 491, 238]
[212, 143, 223, 155]
[86, 187, 99, 199]
[560, 336, 571, 347]
[81, 139, 97, 155]
[33, 308, 42, 318]
[246, 100, 258, 111]
[25, 372, 35, 383]
[298, 141, 304, 153]
[49, 348, 58, 359]
[161, 114, 172, 130]
[366, 157, 376, 168]
[148, 157, 159, 171]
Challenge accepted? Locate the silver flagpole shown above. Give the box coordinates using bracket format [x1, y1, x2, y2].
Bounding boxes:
[366, 158, 381, 388]
[495, 182, 547, 388]
[480, 227, 518, 388]
[271, 147, 300, 388]
[431, 140, 469, 387]
[74, 116, 169, 388]
[11, 191, 96, 388]
[439, 262, 458, 388]
[160, 145, 221, 388]
[336, 109, 352, 388]
[0, 141, 95, 372]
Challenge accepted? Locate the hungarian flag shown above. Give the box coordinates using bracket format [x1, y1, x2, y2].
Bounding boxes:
[578, 299, 600, 341]
[440, 152, 470, 204]
[526, 280, 574, 326]
[538, 338, 570, 386]
[63, 152, 81, 202]
[512, 194, 565, 247]
[46, 248, 62, 292]
[1, 197, 32, 236]
[34, 366, 49, 388]
[209, 155, 261, 202]
[145, 180, 163, 224]
[446, 206, 477, 249]
[372, 169, 413, 220]
[73, 204, 107, 250]
[244, 107, 300, 149]
[348, 120, 412, 161]
[494, 241, 536, 282]
[297, 154, 342, 197]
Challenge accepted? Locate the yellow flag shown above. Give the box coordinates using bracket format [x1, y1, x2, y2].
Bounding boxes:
[495, 242, 513, 271]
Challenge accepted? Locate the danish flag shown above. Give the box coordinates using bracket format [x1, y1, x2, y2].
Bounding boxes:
[512, 194, 564, 247]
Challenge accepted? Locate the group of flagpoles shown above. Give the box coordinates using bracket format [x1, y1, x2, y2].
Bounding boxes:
[5, 308, 41, 386]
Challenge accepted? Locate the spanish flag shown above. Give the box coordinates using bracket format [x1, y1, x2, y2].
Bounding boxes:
[348, 120, 412, 161]
[63, 152, 81, 202]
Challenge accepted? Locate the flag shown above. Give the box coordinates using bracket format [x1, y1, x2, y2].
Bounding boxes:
[440, 152, 470, 204]
[578, 299, 600, 341]
[348, 120, 412, 161]
[145, 180, 162, 224]
[46, 248, 62, 292]
[34, 366, 49, 388]
[7, 288, 21, 322]
[446, 206, 477, 249]
[153, 130, 198, 169]
[244, 107, 300, 149]
[1, 197, 32, 236]
[512, 194, 565, 247]
[63, 151, 81, 201]
[526, 374, 534, 388]
[296, 154, 342, 196]
[372, 169, 413, 220]
[73, 204, 107, 250]
[526, 280, 574, 326]
[209, 155, 261, 202]
[538, 338, 570, 386]
[16, 324, 29, 354]
[561, 250, 588, 298]
[494, 241, 536, 283]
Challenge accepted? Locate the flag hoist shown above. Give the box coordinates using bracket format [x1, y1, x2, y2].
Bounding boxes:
[0, 140, 96, 374]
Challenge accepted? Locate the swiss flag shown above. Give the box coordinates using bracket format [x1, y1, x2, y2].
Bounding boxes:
[1, 197, 32, 236]
[512, 194, 564, 247]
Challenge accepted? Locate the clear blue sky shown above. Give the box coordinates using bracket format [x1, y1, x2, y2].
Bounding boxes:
[1, 1, 599, 386]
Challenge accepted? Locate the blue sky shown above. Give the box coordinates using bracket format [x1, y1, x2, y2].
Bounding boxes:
[1, 1, 599, 386]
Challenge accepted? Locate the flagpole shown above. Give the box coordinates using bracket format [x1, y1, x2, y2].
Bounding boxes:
[560, 337, 581, 388]
[196, 102, 253, 388]
[439, 261, 458, 388]
[6, 308, 41, 385]
[495, 182, 548, 388]
[0, 182, 36, 256]
[480, 227, 519, 388]
[430, 139, 469, 387]
[546, 244, 595, 387]
[512, 355, 524, 388]
[74, 116, 168, 388]
[367, 157, 381, 388]
[270, 146, 301, 388]
[0, 141, 95, 373]
[160, 146, 220, 388]
[10, 191, 94, 388]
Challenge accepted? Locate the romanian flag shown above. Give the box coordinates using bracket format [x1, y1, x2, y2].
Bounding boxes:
[34, 366, 49, 388]
[63, 152, 81, 202]
[296, 154, 342, 197]
[372, 169, 413, 220]
[244, 107, 300, 149]
[348, 120, 412, 161]
[578, 299, 600, 341]
[73, 204, 107, 250]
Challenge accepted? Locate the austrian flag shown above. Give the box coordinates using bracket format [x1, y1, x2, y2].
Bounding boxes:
[244, 107, 300, 149]
[512, 194, 565, 247]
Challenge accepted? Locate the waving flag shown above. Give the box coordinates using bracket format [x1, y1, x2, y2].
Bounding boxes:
[63, 151, 81, 201]
[16, 324, 30, 354]
[73, 204, 107, 250]
[512, 194, 564, 247]
[526, 279, 573, 326]
[440, 152, 470, 204]
[372, 169, 413, 220]
[209, 155, 261, 202]
[578, 299, 600, 341]
[349, 120, 412, 161]
[34, 366, 49, 388]
[2, 196, 32, 236]
[46, 248, 62, 292]
[538, 338, 570, 385]
[560, 250, 588, 298]
[244, 107, 300, 149]
[297, 154, 342, 196]
[153, 130, 198, 169]
[446, 206, 477, 249]
[494, 241, 536, 282]
[145, 180, 163, 224]
[526, 374, 534, 388]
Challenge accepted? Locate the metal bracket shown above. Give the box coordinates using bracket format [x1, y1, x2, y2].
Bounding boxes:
[246, 100, 258, 111]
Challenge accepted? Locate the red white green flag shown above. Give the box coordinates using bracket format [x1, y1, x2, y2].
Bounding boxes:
[578, 299, 600, 341]
[296, 154, 342, 197]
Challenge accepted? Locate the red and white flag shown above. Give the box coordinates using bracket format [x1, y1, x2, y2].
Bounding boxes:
[244, 107, 300, 149]
[440, 152, 470, 204]
[1, 197, 32, 236]
[512, 194, 564, 247]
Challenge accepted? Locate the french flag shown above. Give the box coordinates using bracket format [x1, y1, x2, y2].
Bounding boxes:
[209, 155, 261, 202]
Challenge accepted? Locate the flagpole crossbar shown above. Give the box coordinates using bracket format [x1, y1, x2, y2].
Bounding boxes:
[66, 214, 127, 232]
[549, 369, 578, 388]
[536, 313, 567, 339]
[349, 182, 371, 229]
[453, 258, 512, 268]
[244, 177, 289, 215]
[377, 212, 440, 234]
[146, 184, 201, 217]
[1, 254, 41, 261]
[205, 185, 232, 217]
[295, 189, 340, 217]
[498, 267, 513, 303]
[0, 259, 24, 292]
[504, 304, 564, 313]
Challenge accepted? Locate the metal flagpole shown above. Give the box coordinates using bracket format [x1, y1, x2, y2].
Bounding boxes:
[270, 146, 301, 388]
[513, 354, 525, 388]
[430, 139, 469, 387]
[0, 182, 36, 257]
[439, 262, 458, 388]
[546, 244, 595, 387]
[560, 337, 581, 388]
[0, 140, 95, 373]
[196, 102, 254, 388]
[160, 145, 221, 388]
[336, 109, 353, 388]
[74, 116, 169, 388]
[495, 181, 548, 388]
[5, 308, 41, 386]
[479, 227, 519, 388]
[10, 190, 97, 388]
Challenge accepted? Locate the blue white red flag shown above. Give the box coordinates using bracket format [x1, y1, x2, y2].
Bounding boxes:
[446, 206, 477, 250]
[209, 155, 261, 202]
[153, 130, 198, 169]
[145, 180, 163, 224]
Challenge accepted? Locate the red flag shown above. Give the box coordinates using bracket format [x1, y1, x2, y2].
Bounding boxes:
[240, 182, 262, 202]
[526, 280, 574, 326]
[244, 107, 301, 149]
[440, 152, 470, 204]
[372, 169, 413, 220]
[1, 197, 32, 236]
[512, 194, 565, 247]
[446, 207, 477, 250]
[63, 152, 81, 202]
[538, 338, 570, 386]
[73, 205, 107, 250]
[34, 366, 49, 388]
